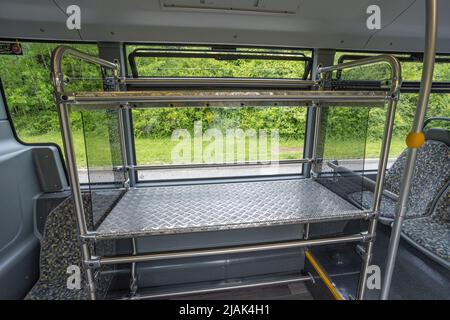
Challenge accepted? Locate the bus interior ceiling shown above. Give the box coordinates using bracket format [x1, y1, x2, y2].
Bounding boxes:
[0, 0, 448, 301]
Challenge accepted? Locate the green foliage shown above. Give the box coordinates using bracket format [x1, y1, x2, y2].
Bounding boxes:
[0, 42, 101, 135]
[132, 107, 307, 141]
[0, 43, 449, 156]
[335, 52, 450, 141]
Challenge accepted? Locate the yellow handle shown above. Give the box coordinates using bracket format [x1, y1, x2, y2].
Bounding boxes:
[405, 132, 425, 149]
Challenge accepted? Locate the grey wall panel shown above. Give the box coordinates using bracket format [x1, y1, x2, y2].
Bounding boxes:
[0, 235, 40, 299]
[136, 224, 304, 252]
[0, 121, 42, 299]
[135, 225, 306, 287]
[137, 249, 305, 288]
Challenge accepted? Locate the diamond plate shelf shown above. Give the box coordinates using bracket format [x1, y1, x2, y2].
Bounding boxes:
[94, 179, 367, 239]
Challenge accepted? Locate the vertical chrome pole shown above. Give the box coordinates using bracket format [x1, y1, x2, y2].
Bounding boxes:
[304, 49, 336, 178]
[118, 106, 130, 189]
[311, 104, 322, 176]
[56, 102, 97, 300]
[381, 0, 438, 300]
[51, 45, 118, 300]
[130, 237, 138, 296]
[303, 223, 310, 240]
[356, 98, 398, 299]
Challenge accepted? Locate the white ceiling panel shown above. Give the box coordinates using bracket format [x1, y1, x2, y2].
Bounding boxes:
[0, 0, 448, 53]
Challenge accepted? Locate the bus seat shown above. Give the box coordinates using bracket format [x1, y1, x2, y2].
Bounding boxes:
[424, 128, 450, 146]
[402, 183, 450, 268]
[350, 129, 450, 223]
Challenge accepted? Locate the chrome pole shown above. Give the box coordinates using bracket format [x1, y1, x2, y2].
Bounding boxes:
[127, 275, 312, 300]
[316, 50, 402, 301]
[318, 53, 402, 300]
[130, 238, 138, 296]
[117, 106, 130, 188]
[311, 104, 322, 176]
[122, 77, 317, 88]
[61, 91, 388, 105]
[132, 158, 312, 171]
[356, 98, 398, 299]
[381, 0, 438, 300]
[51, 45, 120, 300]
[97, 233, 366, 266]
[55, 100, 97, 300]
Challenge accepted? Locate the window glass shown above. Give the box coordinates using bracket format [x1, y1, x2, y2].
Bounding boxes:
[126, 45, 312, 78]
[0, 42, 101, 182]
[125, 45, 313, 180]
[335, 52, 450, 168]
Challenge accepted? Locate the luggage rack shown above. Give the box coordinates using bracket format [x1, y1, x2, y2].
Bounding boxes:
[51, 46, 402, 300]
[94, 179, 373, 239]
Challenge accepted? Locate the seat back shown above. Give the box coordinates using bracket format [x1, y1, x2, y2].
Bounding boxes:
[384, 137, 450, 218]
[430, 184, 450, 224]
[425, 128, 450, 147]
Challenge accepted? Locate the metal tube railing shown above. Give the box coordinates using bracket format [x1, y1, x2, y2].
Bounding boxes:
[95, 233, 367, 266]
[311, 104, 322, 175]
[52, 44, 402, 300]
[127, 274, 312, 300]
[51, 45, 120, 300]
[132, 158, 312, 171]
[61, 90, 388, 105]
[356, 98, 398, 299]
[381, 0, 438, 300]
[52, 46, 119, 95]
[318, 54, 402, 97]
[316, 53, 402, 300]
[122, 77, 317, 88]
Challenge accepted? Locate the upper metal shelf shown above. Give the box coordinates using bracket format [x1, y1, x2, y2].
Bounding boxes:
[61, 89, 389, 107]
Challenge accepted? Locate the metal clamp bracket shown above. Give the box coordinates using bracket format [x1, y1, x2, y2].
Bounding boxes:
[80, 232, 98, 242]
[84, 256, 101, 269]
[360, 232, 374, 243]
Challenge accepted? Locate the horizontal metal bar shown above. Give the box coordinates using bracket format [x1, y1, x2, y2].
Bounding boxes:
[132, 159, 311, 171]
[130, 47, 309, 58]
[126, 274, 312, 300]
[122, 77, 317, 88]
[337, 53, 450, 65]
[131, 52, 309, 61]
[331, 80, 450, 94]
[61, 90, 388, 105]
[96, 233, 367, 266]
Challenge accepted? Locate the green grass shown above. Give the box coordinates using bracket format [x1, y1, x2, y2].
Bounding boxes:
[21, 131, 406, 168]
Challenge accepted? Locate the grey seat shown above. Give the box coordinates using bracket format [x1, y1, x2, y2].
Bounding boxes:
[402, 183, 450, 268]
[351, 130, 450, 222]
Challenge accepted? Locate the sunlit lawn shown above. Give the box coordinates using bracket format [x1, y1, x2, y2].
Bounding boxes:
[22, 131, 405, 168]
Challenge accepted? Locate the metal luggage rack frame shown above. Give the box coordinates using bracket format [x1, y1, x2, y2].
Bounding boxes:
[51, 45, 402, 300]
